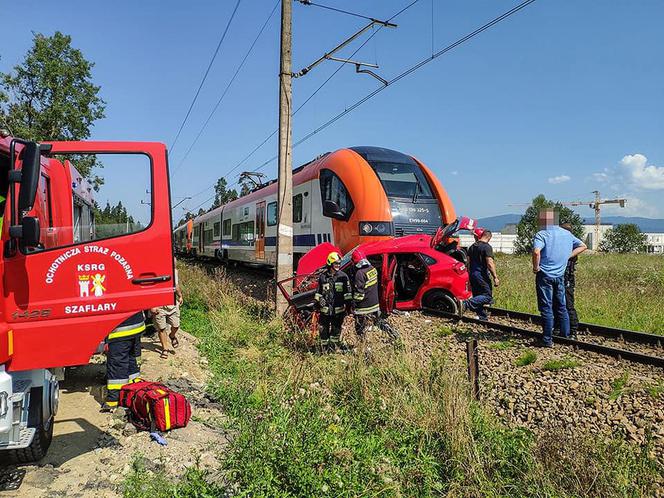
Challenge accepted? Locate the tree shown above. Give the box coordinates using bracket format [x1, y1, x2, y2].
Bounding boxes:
[514, 194, 584, 254]
[239, 181, 251, 197]
[599, 224, 646, 253]
[0, 31, 106, 185]
[212, 177, 238, 208]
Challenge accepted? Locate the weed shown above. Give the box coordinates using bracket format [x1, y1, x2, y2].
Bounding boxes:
[488, 339, 516, 350]
[646, 381, 664, 398]
[436, 326, 453, 337]
[609, 371, 630, 400]
[542, 357, 581, 371]
[515, 350, 537, 366]
[162, 262, 661, 497]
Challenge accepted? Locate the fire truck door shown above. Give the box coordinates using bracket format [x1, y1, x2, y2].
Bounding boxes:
[380, 254, 397, 314]
[3, 141, 174, 371]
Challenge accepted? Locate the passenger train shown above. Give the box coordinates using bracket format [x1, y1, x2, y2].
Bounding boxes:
[173, 146, 457, 266]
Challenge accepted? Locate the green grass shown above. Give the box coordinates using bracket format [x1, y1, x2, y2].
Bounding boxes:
[609, 371, 630, 400]
[646, 381, 664, 398]
[515, 350, 537, 366]
[152, 263, 662, 497]
[488, 339, 517, 350]
[494, 253, 664, 334]
[542, 357, 581, 371]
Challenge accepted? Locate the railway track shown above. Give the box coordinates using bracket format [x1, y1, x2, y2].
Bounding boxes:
[487, 306, 663, 347]
[424, 308, 664, 369]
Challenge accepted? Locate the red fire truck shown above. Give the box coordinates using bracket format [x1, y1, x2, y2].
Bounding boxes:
[0, 133, 174, 462]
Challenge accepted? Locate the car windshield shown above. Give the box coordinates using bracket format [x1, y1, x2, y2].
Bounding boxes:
[339, 245, 358, 269]
[370, 162, 434, 200]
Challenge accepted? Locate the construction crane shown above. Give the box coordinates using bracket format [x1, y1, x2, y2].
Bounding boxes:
[509, 191, 627, 250]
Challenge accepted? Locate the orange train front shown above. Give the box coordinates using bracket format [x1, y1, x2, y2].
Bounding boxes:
[175, 146, 457, 265]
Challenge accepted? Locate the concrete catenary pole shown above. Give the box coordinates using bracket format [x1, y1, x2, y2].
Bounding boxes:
[276, 0, 293, 314]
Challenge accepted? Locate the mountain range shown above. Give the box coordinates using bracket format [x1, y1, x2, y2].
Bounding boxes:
[477, 214, 664, 233]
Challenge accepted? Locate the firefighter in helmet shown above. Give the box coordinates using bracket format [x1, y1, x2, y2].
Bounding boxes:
[101, 311, 145, 412]
[314, 251, 352, 350]
[351, 248, 381, 338]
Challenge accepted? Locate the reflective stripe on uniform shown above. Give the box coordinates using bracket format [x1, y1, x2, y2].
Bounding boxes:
[344, 293, 352, 301]
[355, 303, 380, 315]
[314, 293, 322, 301]
[353, 292, 365, 301]
[333, 306, 345, 314]
[108, 323, 145, 340]
[107, 378, 129, 390]
[128, 373, 142, 382]
[106, 401, 118, 407]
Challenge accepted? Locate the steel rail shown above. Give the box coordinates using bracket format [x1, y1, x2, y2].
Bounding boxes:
[424, 308, 664, 369]
[486, 307, 663, 347]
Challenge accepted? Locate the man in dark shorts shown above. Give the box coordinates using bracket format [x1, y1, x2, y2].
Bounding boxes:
[459, 229, 499, 320]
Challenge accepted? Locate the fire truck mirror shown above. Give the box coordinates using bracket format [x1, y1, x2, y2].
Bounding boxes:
[9, 216, 40, 248]
[17, 141, 41, 213]
[323, 200, 343, 219]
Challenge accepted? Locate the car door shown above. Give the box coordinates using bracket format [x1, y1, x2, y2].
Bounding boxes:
[3, 141, 174, 371]
[380, 254, 397, 314]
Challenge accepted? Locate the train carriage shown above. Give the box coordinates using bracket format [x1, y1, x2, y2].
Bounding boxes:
[176, 146, 456, 266]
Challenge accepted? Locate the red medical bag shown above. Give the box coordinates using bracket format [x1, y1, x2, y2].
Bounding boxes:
[119, 381, 191, 432]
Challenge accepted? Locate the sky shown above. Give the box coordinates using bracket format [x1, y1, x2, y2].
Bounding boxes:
[1, 0, 663, 224]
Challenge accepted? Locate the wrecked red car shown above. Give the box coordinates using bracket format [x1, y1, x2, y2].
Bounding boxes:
[281, 217, 475, 325]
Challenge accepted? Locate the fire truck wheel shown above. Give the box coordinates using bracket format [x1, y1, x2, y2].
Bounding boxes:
[4, 388, 54, 464]
[423, 290, 458, 314]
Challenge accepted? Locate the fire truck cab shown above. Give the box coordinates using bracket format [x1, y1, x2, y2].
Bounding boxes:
[0, 133, 174, 462]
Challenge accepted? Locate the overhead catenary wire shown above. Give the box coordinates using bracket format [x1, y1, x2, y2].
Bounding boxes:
[296, 0, 379, 23]
[169, 0, 242, 154]
[247, 0, 538, 175]
[170, 0, 280, 178]
[177, 0, 421, 208]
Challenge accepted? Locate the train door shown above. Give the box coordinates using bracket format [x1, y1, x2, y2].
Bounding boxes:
[255, 201, 265, 261]
[198, 223, 204, 254]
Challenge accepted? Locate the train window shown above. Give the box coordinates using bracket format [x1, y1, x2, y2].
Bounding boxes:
[370, 162, 434, 200]
[320, 169, 354, 220]
[204, 228, 213, 245]
[231, 221, 254, 243]
[223, 218, 231, 236]
[213, 221, 221, 238]
[267, 202, 277, 226]
[293, 194, 302, 223]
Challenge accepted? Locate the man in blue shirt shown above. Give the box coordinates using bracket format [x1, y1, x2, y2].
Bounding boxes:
[532, 209, 587, 346]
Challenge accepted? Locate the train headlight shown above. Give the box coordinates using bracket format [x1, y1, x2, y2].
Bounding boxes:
[358, 221, 393, 236]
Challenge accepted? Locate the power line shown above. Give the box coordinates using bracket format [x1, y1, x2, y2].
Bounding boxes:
[296, 0, 378, 23]
[170, 0, 242, 153]
[170, 0, 280, 177]
[251, 0, 538, 175]
[210, 0, 420, 185]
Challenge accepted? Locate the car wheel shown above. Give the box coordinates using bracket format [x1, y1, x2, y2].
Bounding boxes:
[423, 290, 458, 314]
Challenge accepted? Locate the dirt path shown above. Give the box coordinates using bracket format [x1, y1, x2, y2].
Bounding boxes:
[1, 330, 227, 497]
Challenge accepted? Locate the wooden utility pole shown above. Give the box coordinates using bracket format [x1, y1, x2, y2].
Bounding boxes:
[276, 0, 293, 314]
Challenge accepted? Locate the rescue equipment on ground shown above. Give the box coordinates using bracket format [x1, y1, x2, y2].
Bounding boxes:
[119, 381, 191, 432]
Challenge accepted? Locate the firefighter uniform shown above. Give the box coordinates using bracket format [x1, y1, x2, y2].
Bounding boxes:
[314, 266, 352, 349]
[104, 311, 145, 409]
[353, 262, 381, 336]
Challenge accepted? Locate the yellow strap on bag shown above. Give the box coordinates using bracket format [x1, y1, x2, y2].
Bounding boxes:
[163, 398, 171, 430]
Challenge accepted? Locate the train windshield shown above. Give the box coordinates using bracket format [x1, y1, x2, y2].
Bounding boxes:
[370, 162, 434, 200]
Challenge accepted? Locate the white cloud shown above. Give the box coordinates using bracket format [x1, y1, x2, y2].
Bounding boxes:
[592, 171, 609, 182]
[450, 170, 458, 176]
[548, 175, 571, 184]
[619, 154, 664, 190]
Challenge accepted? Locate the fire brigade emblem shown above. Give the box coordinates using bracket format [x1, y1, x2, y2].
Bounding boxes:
[77, 272, 106, 297]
